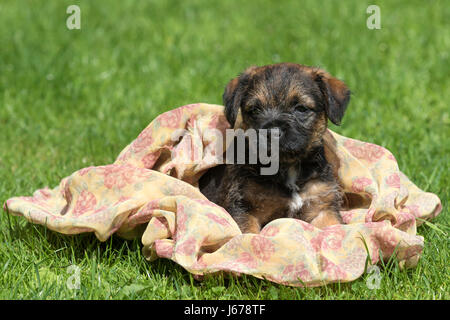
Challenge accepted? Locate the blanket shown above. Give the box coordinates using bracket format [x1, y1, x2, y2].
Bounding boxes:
[3, 103, 442, 287]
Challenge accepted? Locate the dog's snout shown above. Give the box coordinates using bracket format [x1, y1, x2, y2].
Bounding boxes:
[262, 119, 283, 130]
[261, 119, 284, 137]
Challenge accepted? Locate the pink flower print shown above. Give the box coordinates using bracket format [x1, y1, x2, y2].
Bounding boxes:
[194, 255, 208, 270]
[251, 236, 275, 261]
[155, 240, 174, 259]
[116, 148, 132, 163]
[340, 248, 367, 274]
[212, 260, 243, 273]
[283, 262, 312, 282]
[321, 256, 347, 280]
[401, 244, 423, 261]
[112, 196, 131, 206]
[351, 177, 373, 193]
[404, 204, 420, 218]
[310, 226, 346, 252]
[176, 236, 197, 256]
[153, 217, 169, 231]
[378, 228, 399, 257]
[385, 173, 400, 189]
[368, 237, 381, 264]
[101, 165, 136, 189]
[260, 225, 280, 237]
[32, 188, 52, 202]
[132, 129, 154, 153]
[344, 140, 385, 163]
[295, 219, 315, 232]
[393, 211, 415, 231]
[78, 166, 94, 176]
[205, 212, 231, 227]
[340, 210, 354, 224]
[382, 191, 398, 209]
[194, 199, 229, 214]
[194, 199, 234, 220]
[323, 227, 346, 250]
[17, 196, 42, 206]
[186, 114, 199, 129]
[207, 113, 231, 131]
[174, 204, 188, 241]
[193, 199, 214, 206]
[365, 207, 377, 222]
[236, 252, 258, 269]
[387, 153, 396, 161]
[158, 108, 184, 129]
[141, 151, 160, 169]
[363, 143, 385, 162]
[179, 103, 199, 113]
[73, 190, 97, 216]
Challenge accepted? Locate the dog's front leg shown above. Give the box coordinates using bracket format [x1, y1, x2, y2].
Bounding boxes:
[309, 210, 342, 228]
[299, 179, 343, 228]
[233, 213, 261, 234]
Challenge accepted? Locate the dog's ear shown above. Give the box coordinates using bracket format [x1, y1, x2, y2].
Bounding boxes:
[223, 77, 240, 126]
[313, 69, 351, 126]
[223, 66, 258, 127]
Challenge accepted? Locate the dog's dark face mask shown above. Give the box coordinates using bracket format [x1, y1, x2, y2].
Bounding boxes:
[223, 63, 351, 163]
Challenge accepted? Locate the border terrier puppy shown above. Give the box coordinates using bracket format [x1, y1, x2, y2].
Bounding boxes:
[199, 63, 350, 233]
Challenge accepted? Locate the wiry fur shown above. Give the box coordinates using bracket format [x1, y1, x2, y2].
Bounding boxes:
[199, 63, 351, 233]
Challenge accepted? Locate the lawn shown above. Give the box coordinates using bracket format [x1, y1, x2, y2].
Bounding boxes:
[0, 0, 448, 299]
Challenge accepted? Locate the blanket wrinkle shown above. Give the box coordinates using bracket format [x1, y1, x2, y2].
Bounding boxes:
[3, 103, 442, 287]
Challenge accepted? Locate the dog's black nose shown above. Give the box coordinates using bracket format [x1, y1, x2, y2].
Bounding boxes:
[261, 120, 284, 138]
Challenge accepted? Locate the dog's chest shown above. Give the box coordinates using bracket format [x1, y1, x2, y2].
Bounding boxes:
[285, 166, 303, 215]
[288, 193, 304, 215]
[244, 186, 304, 224]
[244, 168, 305, 223]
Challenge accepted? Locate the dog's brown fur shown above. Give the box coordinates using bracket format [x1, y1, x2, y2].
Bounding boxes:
[200, 63, 351, 233]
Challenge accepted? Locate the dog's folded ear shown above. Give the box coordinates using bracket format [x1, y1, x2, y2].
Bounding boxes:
[223, 66, 258, 127]
[313, 69, 351, 126]
[223, 77, 240, 126]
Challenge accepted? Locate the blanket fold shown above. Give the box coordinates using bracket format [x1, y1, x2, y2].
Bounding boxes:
[4, 103, 442, 287]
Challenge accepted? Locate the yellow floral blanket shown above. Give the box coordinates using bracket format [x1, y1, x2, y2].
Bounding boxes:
[4, 103, 442, 287]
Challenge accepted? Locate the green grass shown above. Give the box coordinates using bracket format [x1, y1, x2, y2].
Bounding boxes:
[0, 0, 448, 299]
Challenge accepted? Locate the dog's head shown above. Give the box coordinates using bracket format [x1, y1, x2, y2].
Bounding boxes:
[223, 63, 350, 161]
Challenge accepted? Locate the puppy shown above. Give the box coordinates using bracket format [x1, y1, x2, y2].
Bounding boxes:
[199, 63, 350, 233]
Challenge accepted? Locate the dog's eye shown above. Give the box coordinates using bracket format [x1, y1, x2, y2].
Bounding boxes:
[294, 104, 309, 113]
[246, 105, 260, 117]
